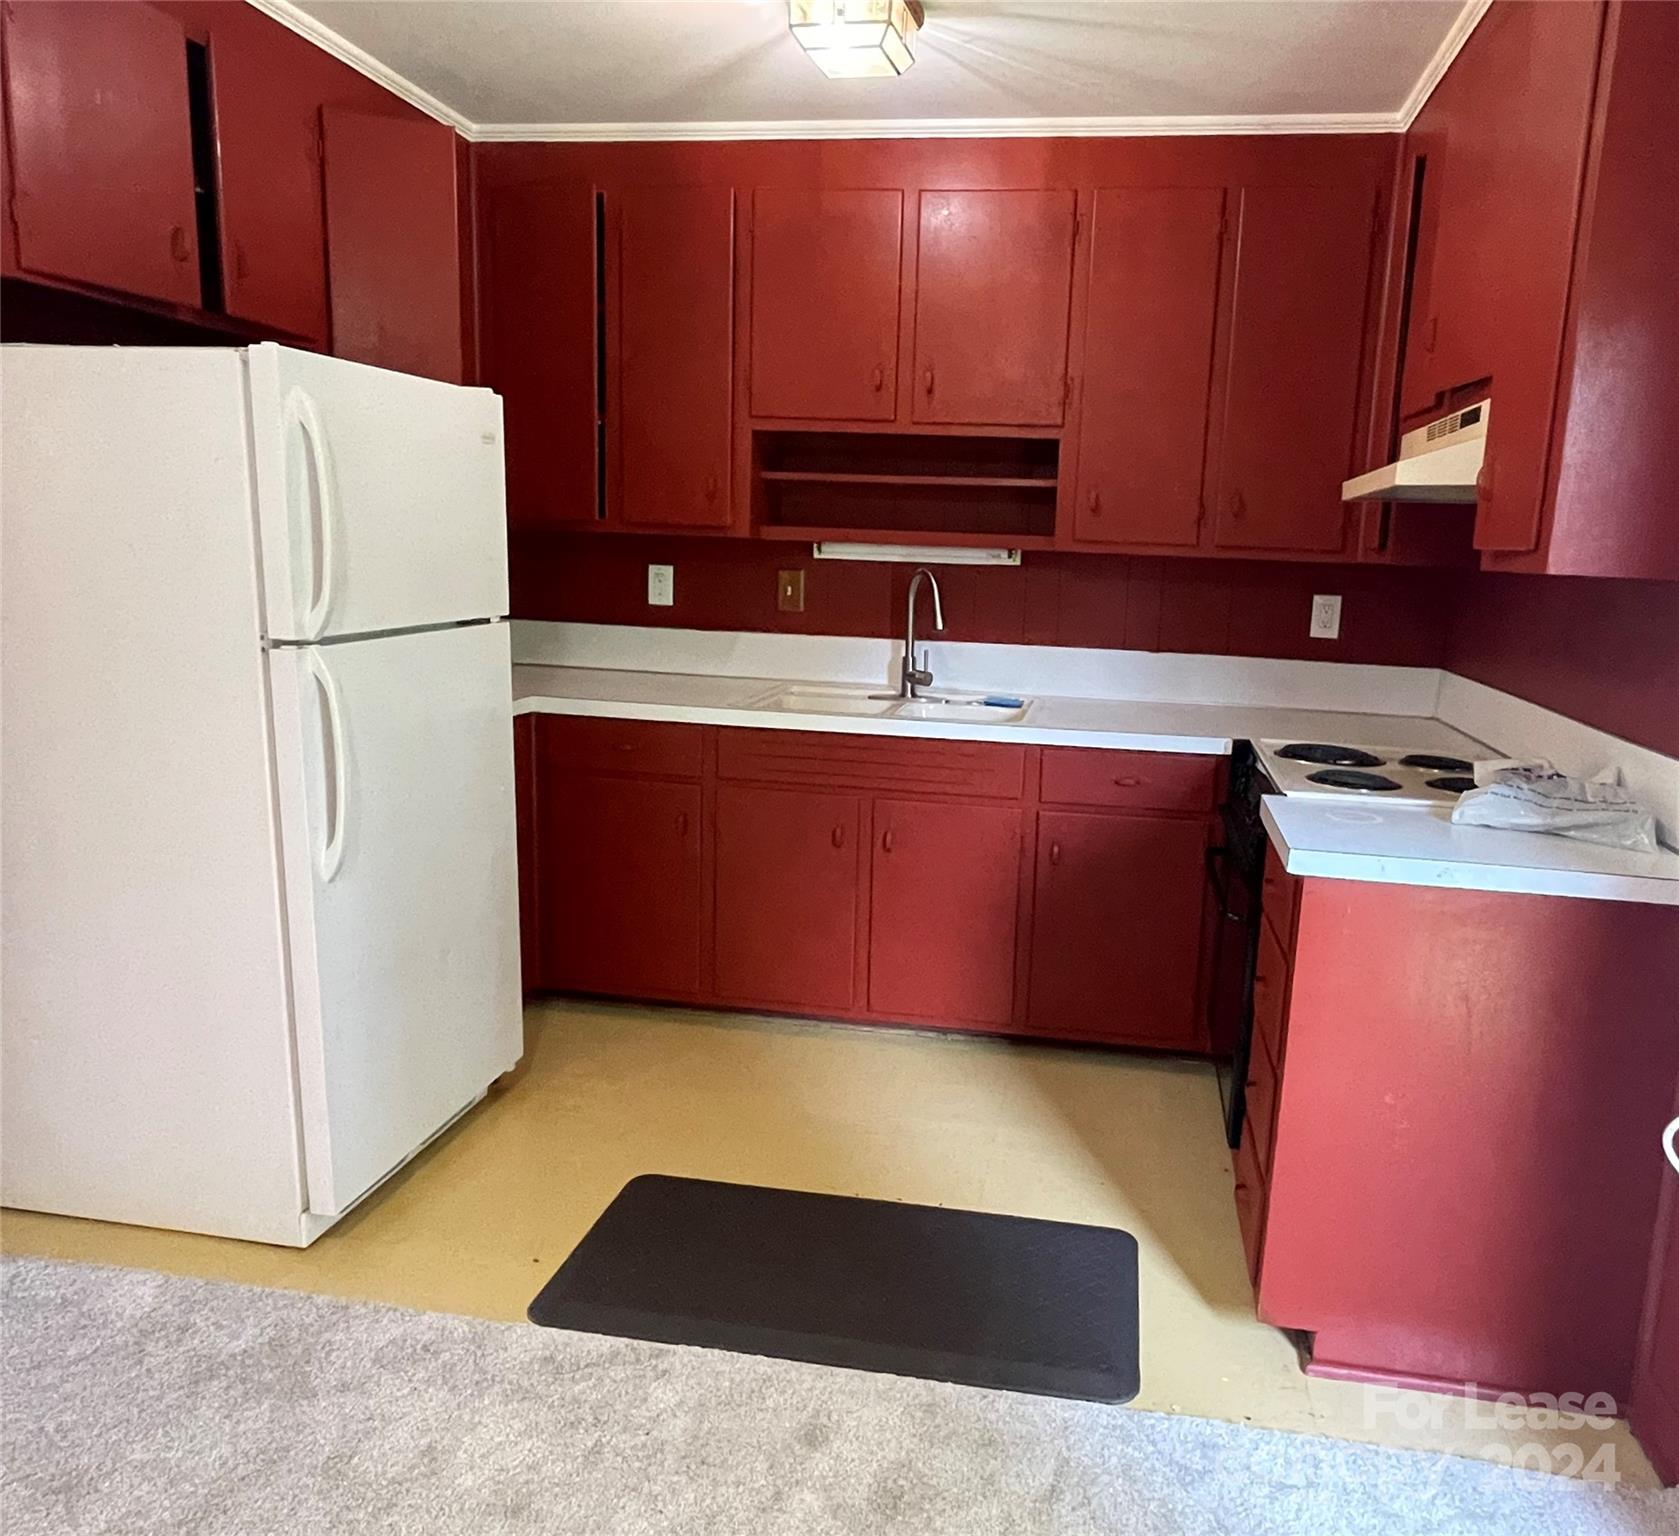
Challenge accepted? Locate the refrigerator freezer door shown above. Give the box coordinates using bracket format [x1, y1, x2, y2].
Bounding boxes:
[268, 622, 522, 1217]
[248, 344, 508, 641]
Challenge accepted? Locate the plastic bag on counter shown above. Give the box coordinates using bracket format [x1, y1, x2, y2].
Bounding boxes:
[1449, 759, 1660, 852]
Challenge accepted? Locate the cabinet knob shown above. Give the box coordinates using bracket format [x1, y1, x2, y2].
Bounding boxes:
[832, 824, 845, 849]
[1423, 314, 1439, 354]
[1475, 457, 1495, 503]
[882, 828, 895, 853]
[169, 225, 192, 263]
[870, 363, 885, 393]
[234, 240, 250, 281]
[922, 364, 935, 398]
[1219, 489, 1246, 520]
[1048, 840, 1062, 867]
[1112, 775, 1143, 788]
[676, 811, 690, 838]
[1087, 489, 1101, 518]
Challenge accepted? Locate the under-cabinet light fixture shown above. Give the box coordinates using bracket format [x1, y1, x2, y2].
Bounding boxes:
[812, 543, 1021, 566]
[789, 0, 924, 79]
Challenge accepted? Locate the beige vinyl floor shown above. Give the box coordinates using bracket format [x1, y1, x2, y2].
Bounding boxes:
[1, 997, 1654, 1487]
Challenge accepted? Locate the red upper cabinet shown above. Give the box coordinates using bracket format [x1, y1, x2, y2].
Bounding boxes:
[868, 799, 1022, 1029]
[1398, 0, 1603, 556]
[205, 8, 328, 344]
[713, 784, 860, 1011]
[1073, 186, 1225, 547]
[1208, 183, 1374, 554]
[3, 0, 200, 306]
[1027, 810, 1207, 1047]
[911, 189, 1076, 427]
[613, 186, 735, 530]
[480, 180, 599, 530]
[320, 107, 462, 383]
[748, 187, 903, 422]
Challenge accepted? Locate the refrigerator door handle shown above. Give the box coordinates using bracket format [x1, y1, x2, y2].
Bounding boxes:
[285, 386, 338, 640]
[306, 649, 349, 882]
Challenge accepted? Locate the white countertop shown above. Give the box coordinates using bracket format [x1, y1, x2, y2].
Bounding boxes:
[511, 665, 1487, 758]
[511, 664, 1679, 906]
[1262, 797, 1679, 906]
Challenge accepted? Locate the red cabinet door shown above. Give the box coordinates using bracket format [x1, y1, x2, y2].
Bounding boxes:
[1209, 183, 1372, 553]
[614, 186, 734, 530]
[1073, 186, 1224, 546]
[1027, 811, 1207, 1047]
[481, 180, 599, 530]
[3, 0, 200, 305]
[207, 8, 329, 344]
[321, 107, 461, 383]
[749, 187, 902, 421]
[713, 785, 860, 1010]
[869, 799, 1022, 1029]
[912, 189, 1076, 427]
[541, 772, 703, 999]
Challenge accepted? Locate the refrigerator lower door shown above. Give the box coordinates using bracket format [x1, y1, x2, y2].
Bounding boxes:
[268, 621, 522, 1218]
[247, 343, 509, 642]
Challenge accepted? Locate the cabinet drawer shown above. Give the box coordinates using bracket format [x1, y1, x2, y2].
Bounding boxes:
[1233, 1120, 1267, 1285]
[539, 715, 704, 779]
[1253, 916, 1290, 1076]
[1262, 841, 1300, 947]
[1039, 749, 1217, 814]
[718, 728, 1024, 800]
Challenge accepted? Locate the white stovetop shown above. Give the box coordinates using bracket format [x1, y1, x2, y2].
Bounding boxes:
[509, 661, 1679, 907]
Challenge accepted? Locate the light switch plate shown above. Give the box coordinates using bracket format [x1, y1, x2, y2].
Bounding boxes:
[647, 564, 674, 608]
[1310, 593, 1342, 640]
[776, 569, 806, 613]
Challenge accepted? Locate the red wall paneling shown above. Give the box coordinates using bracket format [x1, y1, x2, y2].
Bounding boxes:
[509, 532, 1452, 670]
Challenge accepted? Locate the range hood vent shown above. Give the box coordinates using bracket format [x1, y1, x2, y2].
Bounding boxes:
[1342, 399, 1490, 504]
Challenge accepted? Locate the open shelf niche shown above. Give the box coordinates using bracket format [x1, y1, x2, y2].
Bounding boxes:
[752, 430, 1060, 546]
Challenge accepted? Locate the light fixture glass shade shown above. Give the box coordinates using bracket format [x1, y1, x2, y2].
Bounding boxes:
[789, 0, 921, 79]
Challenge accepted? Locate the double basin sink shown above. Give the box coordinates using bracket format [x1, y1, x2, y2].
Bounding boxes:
[762, 684, 1033, 726]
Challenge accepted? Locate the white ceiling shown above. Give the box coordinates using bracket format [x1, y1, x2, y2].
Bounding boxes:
[260, 0, 1485, 140]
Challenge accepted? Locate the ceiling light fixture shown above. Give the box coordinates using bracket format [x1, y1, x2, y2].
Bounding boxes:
[789, 0, 924, 79]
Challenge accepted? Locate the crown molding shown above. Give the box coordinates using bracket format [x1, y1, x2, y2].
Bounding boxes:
[244, 0, 474, 134]
[246, 0, 1492, 146]
[1397, 0, 1493, 129]
[465, 112, 1404, 145]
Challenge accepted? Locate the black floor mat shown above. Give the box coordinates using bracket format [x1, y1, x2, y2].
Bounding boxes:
[528, 1174, 1140, 1403]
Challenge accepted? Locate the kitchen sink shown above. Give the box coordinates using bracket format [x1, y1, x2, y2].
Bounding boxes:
[767, 685, 1031, 725]
[894, 696, 1031, 725]
[768, 686, 898, 717]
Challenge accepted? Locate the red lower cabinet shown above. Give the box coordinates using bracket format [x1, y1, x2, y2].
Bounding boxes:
[713, 784, 860, 1011]
[540, 773, 702, 999]
[1026, 810, 1207, 1047]
[1632, 1103, 1679, 1483]
[868, 799, 1023, 1029]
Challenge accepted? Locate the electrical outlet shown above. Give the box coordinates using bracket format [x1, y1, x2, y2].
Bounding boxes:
[1310, 593, 1342, 640]
[647, 564, 674, 608]
[776, 569, 806, 613]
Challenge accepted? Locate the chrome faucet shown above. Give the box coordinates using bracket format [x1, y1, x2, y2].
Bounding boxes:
[898, 566, 945, 699]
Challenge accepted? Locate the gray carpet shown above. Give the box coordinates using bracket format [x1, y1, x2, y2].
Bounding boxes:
[3, 1258, 1675, 1536]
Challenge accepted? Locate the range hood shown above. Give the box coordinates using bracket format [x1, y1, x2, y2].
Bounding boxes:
[1342, 399, 1490, 504]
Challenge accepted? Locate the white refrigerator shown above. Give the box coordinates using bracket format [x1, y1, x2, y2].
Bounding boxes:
[1, 344, 523, 1245]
